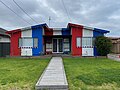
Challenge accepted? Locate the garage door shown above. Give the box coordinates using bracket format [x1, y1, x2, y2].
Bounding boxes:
[0, 43, 10, 57]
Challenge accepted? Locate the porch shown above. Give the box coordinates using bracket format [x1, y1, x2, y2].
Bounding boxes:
[43, 36, 71, 55]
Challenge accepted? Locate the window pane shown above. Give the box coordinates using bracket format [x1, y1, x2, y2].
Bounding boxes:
[82, 37, 93, 47]
[19, 38, 33, 47]
[22, 38, 33, 47]
[19, 38, 22, 47]
[76, 37, 81, 47]
[46, 43, 52, 49]
[64, 38, 69, 42]
[34, 38, 38, 47]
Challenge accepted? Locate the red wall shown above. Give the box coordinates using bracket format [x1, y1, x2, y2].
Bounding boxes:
[71, 27, 83, 56]
[10, 30, 21, 56]
[44, 28, 53, 36]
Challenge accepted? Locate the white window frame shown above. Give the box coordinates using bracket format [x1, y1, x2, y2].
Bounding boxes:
[82, 37, 93, 47]
[76, 37, 81, 48]
[19, 38, 38, 48]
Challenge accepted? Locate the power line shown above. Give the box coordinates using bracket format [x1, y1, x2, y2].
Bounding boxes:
[0, 0, 31, 25]
[61, 0, 71, 22]
[13, 0, 38, 23]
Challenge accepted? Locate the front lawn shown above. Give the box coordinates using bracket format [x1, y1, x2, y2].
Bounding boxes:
[63, 58, 120, 90]
[0, 58, 49, 90]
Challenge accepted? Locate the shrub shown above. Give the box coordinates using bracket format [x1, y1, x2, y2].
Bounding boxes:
[95, 36, 112, 56]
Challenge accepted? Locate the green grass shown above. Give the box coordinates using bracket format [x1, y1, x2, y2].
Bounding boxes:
[0, 58, 50, 90]
[63, 58, 120, 90]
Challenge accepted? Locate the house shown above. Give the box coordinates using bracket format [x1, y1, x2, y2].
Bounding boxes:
[6, 23, 109, 57]
[0, 28, 10, 57]
[109, 37, 120, 54]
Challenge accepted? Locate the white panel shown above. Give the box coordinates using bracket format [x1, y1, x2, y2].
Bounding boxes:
[64, 48, 69, 51]
[53, 30, 62, 35]
[82, 48, 94, 56]
[84, 26, 93, 30]
[83, 28, 93, 37]
[46, 49, 52, 51]
[76, 37, 81, 47]
[21, 49, 32, 56]
[21, 28, 32, 37]
[53, 28, 62, 30]
[0, 37, 10, 42]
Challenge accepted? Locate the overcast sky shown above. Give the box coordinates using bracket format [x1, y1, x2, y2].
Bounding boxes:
[0, 0, 120, 37]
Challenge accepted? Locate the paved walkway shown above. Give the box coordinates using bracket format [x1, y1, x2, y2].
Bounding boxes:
[36, 57, 68, 90]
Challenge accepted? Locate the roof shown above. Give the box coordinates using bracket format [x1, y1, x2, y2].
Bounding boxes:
[68, 23, 109, 34]
[94, 28, 109, 33]
[6, 23, 109, 35]
[68, 23, 83, 28]
[0, 28, 10, 37]
[108, 37, 120, 40]
[0, 28, 7, 34]
[109, 37, 120, 43]
[6, 23, 48, 34]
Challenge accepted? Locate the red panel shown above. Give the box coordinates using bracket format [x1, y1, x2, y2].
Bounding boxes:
[68, 23, 83, 28]
[9, 29, 21, 56]
[44, 28, 53, 36]
[71, 27, 83, 56]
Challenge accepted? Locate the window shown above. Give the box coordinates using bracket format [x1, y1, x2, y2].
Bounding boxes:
[76, 37, 81, 47]
[34, 38, 38, 47]
[46, 43, 52, 49]
[19, 38, 22, 47]
[19, 38, 38, 48]
[63, 38, 70, 51]
[46, 43, 52, 51]
[82, 37, 93, 47]
[22, 38, 33, 47]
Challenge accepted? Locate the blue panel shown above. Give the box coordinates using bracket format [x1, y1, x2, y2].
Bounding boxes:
[94, 47, 97, 56]
[62, 28, 70, 35]
[93, 30, 104, 37]
[93, 28, 107, 56]
[32, 25, 43, 56]
[94, 28, 109, 33]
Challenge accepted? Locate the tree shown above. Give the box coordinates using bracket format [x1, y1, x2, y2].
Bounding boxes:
[95, 36, 112, 56]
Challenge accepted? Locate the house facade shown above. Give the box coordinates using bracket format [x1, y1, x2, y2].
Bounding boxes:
[0, 28, 10, 57]
[7, 23, 109, 57]
[109, 37, 120, 54]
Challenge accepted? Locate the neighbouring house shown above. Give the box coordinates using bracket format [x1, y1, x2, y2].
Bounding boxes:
[109, 37, 120, 54]
[0, 28, 10, 57]
[6, 23, 109, 57]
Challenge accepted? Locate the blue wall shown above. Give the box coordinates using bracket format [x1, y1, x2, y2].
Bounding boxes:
[93, 28, 104, 56]
[62, 28, 71, 35]
[32, 25, 43, 56]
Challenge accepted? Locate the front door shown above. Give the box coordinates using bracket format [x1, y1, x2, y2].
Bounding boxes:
[53, 39, 63, 53]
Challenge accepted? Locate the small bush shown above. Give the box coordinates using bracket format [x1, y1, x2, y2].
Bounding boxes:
[95, 36, 112, 56]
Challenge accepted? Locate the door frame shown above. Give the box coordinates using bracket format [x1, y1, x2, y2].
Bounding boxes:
[52, 38, 63, 53]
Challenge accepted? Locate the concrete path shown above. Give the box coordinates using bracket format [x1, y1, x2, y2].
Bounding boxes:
[35, 57, 68, 90]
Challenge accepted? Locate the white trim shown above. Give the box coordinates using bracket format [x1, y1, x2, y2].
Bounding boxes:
[53, 28, 62, 30]
[21, 27, 31, 31]
[83, 26, 94, 30]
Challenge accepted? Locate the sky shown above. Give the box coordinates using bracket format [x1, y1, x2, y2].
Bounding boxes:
[0, 0, 120, 37]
